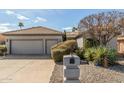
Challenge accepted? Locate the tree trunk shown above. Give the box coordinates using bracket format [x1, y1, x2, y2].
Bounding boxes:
[103, 57, 108, 68]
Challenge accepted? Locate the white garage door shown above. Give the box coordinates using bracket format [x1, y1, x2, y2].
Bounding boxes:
[11, 40, 43, 55]
[46, 40, 58, 54]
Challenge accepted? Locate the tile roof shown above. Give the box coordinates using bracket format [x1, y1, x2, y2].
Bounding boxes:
[3, 26, 62, 35]
[66, 30, 81, 38]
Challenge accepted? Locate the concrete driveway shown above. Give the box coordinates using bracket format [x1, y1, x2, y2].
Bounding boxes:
[0, 56, 55, 83]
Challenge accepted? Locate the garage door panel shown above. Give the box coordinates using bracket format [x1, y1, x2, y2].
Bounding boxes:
[11, 40, 43, 55]
[46, 40, 58, 54]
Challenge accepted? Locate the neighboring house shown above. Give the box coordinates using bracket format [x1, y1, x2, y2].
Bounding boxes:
[66, 30, 81, 40]
[117, 36, 124, 54]
[76, 35, 83, 48]
[76, 31, 90, 48]
[2, 26, 62, 55]
[0, 34, 6, 44]
[76, 31, 117, 49]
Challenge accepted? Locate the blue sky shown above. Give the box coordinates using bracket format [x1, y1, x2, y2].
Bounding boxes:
[0, 9, 123, 33]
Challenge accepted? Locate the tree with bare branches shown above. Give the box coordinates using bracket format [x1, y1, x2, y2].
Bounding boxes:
[78, 11, 124, 46]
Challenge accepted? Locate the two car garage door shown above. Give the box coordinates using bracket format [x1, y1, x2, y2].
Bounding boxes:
[11, 40, 58, 55]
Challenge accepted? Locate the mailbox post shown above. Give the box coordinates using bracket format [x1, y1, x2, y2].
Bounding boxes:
[63, 55, 80, 83]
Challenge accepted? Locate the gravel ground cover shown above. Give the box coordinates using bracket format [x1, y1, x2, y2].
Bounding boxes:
[50, 62, 124, 83]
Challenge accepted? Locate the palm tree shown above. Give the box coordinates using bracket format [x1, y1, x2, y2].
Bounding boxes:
[72, 27, 77, 32]
[18, 22, 24, 30]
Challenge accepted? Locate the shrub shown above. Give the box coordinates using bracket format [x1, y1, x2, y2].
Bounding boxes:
[94, 47, 107, 60]
[94, 47, 108, 65]
[0, 45, 7, 56]
[51, 42, 63, 50]
[84, 47, 117, 66]
[51, 40, 77, 62]
[94, 47, 117, 66]
[64, 40, 77, 53]
[75, 48, 85, 60]
[84, 38, 100, 49]
[51, 49, 68, 62]
[84, 48, 96, 62]
[107, 49, 117, 65]
[64, 40, 76, 46]
[57, 45, 68, 49]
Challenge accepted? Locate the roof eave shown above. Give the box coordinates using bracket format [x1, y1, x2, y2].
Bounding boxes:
[2, 33, 62, 36]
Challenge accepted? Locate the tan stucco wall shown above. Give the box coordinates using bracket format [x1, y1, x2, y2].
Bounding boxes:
[76, 37, 83, 48]
[76, 36, 117, 49]
[117, 41, 124, 53]
[5, 35, 62, 54]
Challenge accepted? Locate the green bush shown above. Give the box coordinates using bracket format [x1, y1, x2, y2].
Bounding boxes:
[84, 47, 117, 66]
[107, 49, 117, 65]
[51, 40, 77, 62]
[94, 47, 117, 66]
[94, 47, 107, 60]
[84, 48, 96, 62]
[94, 47, 108, 65]
[0, 45, 7, 56]
[84, 38, 100, 49]
[75, 48, 85, 60]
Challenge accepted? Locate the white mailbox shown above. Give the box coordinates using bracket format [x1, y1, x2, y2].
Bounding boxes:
[63, 55, 80, 83]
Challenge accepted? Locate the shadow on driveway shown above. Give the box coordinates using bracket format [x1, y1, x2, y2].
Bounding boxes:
[0, 55, 51, 60]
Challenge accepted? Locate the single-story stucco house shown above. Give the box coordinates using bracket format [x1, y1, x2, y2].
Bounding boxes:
[66, 30, 81, 40]
[0, 34, 6, 44]
[2, 26, 62, 55]
[76, 31, 118, 49]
